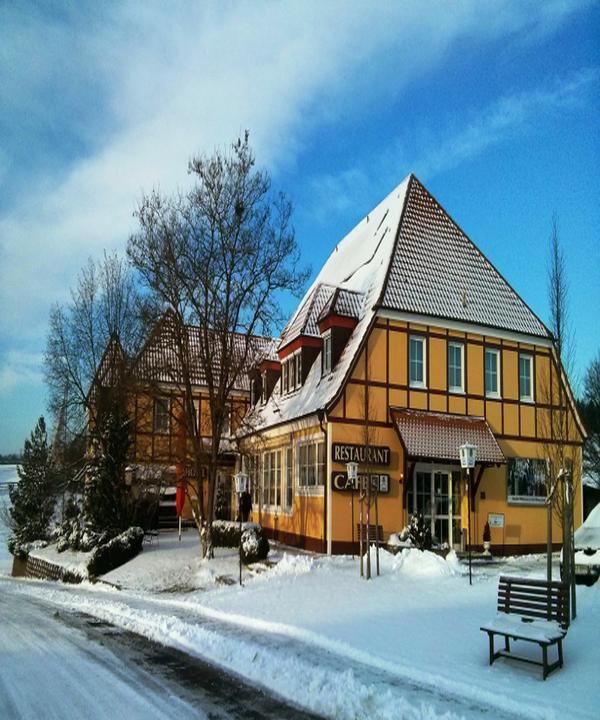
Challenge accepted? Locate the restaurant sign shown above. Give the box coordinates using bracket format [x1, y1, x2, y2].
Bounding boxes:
[331, 472, 390, 494]
[332, 443, 391, 466]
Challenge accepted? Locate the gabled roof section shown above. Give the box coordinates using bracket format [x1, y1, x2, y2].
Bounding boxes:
[134, 317, 274, 393]
[279, 283, 336, 348]
[378, 177, 550, 338]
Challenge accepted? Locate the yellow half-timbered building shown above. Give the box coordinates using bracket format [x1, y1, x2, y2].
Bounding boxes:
[239, 174, 585, 554]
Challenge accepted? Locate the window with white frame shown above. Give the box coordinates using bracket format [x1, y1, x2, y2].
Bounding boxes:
[222, 404, 231, 436]
[282, 361, 288, 394]
[284, 446, 293, 511]
[322, 330, 332, 375]
[153, 397, 170, 433]
[261, 450, 281, 507]
[295, 350, 303, 388]
[409, 335, 426, 387]
[447, 342, 464, 393]
[248, 455, 260, 506]
[485, 348, 500, 397]
[519, 353, 534, 401]
[261, 370, 267, 404]
[298, 440, 325, 487]
[288, 356, 296, 391]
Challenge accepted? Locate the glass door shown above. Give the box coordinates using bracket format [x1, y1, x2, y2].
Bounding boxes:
[407, 468, 462, 549]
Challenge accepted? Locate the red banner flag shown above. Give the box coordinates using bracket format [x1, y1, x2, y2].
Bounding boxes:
[175, 481, 186, 517]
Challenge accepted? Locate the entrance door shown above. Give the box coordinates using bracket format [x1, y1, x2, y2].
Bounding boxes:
[408, 469, 462, 549]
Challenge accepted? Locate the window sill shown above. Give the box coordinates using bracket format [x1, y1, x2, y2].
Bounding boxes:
[486, 393, 502, 400]
[519, 397, 535, 404]
[449, 388, 465, 395]
[409, 383, 427, 390]
[297, 486, 324, 497]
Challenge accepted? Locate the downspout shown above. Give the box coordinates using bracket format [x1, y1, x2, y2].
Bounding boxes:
[318, 408, 331, 555]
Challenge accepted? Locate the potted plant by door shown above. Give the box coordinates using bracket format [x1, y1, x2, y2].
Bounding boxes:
[483, 521, 492, 556]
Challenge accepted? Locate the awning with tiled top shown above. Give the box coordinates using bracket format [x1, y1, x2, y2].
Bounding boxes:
[391, 408, 505, 465]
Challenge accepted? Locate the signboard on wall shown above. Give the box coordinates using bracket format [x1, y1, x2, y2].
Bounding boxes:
[332, 443, 391, 466]
[488, 513, 505, 528]
[331, 472, 390, 494]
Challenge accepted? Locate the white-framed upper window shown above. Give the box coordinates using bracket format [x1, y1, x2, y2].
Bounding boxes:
[295, 350, 303, 388]
[261, 449, 281, 508]
[485, 348, 501, 398]
[519, 353, 534, 402]
[222, 404, 231, 437]
[298, 440, 325, 487]
[447, 342, 464, 393]
[261, 370, 267, 404]
[322, 330, 332, 375]
[409, 335, 426, 388]
[289, 356, 296, 391]
[153, 397, 170, 433]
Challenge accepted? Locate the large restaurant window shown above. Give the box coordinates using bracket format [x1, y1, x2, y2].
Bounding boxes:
[507, 458, 547, 504]
[262, 450, 281, 507]
[409, 336, 426, 388]
[485, 348, 500, 397]
[298, 440, 325, 487]
[519, 354, 534, 402]
[447, 342, 464, 393]
[153, 397, 170, 433]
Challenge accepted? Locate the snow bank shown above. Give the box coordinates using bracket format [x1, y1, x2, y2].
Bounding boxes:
[363, 546, 460, 578]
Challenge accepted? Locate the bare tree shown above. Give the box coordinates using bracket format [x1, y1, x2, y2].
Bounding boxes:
[127, 133, 307, 558]
[44, 252, 146, 451]
[579, 353, 600, 487]
[540, 214, 578, 617]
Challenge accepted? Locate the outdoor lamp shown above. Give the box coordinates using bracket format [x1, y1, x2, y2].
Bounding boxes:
[459, 443, 477, 469]
[234, 471, 248, 495]
[459, 443, 477, 586]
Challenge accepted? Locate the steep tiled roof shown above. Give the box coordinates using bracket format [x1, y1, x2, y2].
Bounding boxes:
[391, 409, 505, 465]
[379, 178, 549, 337]
[245, 173, 551, 434]
[134, 319, 274, 392]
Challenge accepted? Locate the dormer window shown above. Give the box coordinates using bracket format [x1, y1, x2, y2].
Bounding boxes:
[282, 361, 288, 394]
[295, 350, 302, 388]
[322, 330, 332, 375]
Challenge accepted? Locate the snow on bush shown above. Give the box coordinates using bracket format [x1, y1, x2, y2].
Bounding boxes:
[86, 526, 144, 577]
[211, 520, 269, 564]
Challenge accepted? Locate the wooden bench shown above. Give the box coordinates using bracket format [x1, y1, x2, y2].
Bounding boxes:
[480, 576, 570, 679]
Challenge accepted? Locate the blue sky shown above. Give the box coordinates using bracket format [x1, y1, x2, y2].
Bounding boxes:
[0, 1, 598, 453]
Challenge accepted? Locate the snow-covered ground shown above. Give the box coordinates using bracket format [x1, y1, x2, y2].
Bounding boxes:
[2, 523, 599, 720]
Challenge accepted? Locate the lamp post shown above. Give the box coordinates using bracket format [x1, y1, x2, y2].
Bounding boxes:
[347, 462, 358, 559]
[234, 471, 249, 587]
[459, 443, 477, 586]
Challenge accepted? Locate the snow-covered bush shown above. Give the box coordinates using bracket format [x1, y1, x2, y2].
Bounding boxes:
[241, 526, 270, 564]
[86, 526, 144, 577]
[406, 513, 432, 551]
[211, 520, 269, 563]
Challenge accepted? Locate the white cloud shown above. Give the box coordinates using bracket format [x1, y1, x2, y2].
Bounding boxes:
[0, 351, 43, 395]
[309, 66, 599, 221]
[0, 0, 591, 351]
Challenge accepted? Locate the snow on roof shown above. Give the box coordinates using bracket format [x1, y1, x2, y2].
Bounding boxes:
[247, 176, 411, 430]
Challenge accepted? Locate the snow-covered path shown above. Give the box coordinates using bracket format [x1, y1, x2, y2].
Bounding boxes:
[2, 576, 520, 720]
[0, 589, 199, 720]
